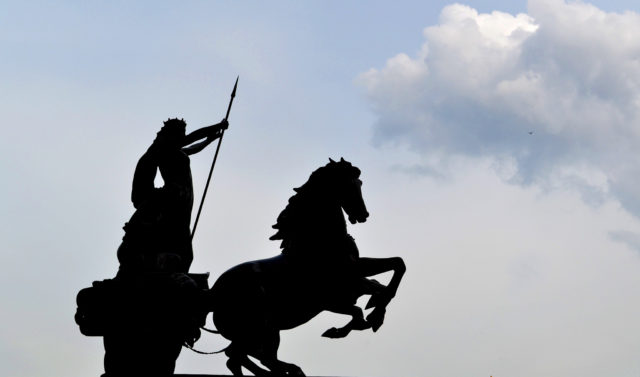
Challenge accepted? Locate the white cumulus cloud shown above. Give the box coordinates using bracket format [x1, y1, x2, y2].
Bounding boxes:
[358, 0, 640, 215]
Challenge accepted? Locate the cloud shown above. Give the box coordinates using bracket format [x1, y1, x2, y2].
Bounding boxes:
[358, 0, 640, 216]
[610, 229, 640, 254]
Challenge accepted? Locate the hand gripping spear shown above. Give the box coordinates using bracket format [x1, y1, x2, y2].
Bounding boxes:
[191, 76, 238, 239]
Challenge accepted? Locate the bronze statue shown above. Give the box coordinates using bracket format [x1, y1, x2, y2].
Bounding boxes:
[117, 117, 228, 275]
[76, 117, 228, 377]
[75, 77, 406, 376]
[76, 79, 241, 376]
[100, 117, 228, 376]
[205, 158, 406, 376]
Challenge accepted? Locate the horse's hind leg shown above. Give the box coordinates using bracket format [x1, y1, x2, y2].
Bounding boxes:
[225, 343, 270, 376]
[254, 330, 305, 376]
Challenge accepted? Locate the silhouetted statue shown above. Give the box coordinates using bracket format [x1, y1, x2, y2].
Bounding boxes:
[205, 158, 406, 376]
[118, 117, 228, 275]
[101, 118, 229, 376]
[76, 117, 228, 377]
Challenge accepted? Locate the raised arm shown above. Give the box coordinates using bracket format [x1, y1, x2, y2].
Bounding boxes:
[182, 119, 229, 156]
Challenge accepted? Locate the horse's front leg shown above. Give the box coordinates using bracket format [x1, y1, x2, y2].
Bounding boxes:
[322, 304, 369, 339]
[357, 257, 406, 331]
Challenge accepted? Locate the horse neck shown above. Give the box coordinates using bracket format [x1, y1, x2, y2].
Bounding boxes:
[302, 193, 347, 237]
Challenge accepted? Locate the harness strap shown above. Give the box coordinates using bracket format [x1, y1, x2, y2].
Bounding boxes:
[183, 342, 227, 355]
[182, 326, 226, 354]
[200, 326, 220, 334]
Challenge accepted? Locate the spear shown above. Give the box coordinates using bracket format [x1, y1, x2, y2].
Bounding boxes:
[191, 76, 238, 239]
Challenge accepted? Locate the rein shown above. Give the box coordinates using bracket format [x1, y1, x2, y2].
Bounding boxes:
[201, 326, 220, 334]
[183, 342, 227, 355]
[182, 326, 226, 355]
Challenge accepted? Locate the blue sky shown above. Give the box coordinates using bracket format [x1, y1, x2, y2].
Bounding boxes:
[3, 1, 640, 376]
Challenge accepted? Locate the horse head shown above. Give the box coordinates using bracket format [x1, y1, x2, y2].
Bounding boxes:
[270, 158, 370, 246]
[328, 157, 369, 224]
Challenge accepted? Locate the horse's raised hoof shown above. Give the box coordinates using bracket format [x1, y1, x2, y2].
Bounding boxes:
[322, 327, 348, 339]
[366, 307, 386, 332]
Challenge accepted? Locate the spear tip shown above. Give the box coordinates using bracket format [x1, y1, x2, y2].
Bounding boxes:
[231, 76, 239, 97]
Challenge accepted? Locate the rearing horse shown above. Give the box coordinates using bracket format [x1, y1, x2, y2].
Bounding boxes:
[206, 158, 405, 376]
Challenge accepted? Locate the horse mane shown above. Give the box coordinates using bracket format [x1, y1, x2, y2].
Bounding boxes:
[269, 158, 359, 249]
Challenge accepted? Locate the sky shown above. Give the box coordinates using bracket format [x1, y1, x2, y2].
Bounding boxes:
[3, 0, 640, 376]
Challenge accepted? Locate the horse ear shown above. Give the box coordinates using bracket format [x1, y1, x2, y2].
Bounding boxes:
[340, 157, 345, 162]
[329, 158, 336, 164]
